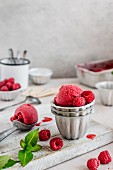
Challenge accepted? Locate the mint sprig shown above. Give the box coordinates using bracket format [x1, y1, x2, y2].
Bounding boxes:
[0, 155, 11, 169]
[18, 150, 33, 167]
[3, 159, 18, 169]
[25, 129, 38, 146]
[26, 143, 42, 152]
[0, 128, 42, 169]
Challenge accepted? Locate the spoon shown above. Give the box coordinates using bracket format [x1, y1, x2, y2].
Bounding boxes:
[0, 96, 41, 112]
[8, 48, 16, 65]
[22, 50, 27, 64]
[0, 120, 36, 142]
[16, 50, 21, 64]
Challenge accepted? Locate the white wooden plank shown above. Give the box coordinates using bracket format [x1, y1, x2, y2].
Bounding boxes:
[0, 104, 113, 170]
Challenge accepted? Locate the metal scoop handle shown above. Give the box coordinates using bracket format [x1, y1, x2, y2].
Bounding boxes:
[0, 127, 17, 142]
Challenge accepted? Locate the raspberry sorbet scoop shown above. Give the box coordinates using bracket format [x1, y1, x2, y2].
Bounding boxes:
[55, 84, 83, 107]
[10, 104, 38, 125]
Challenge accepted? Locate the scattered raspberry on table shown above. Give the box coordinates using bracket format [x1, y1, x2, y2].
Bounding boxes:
[50, 137, 63, 151]
[39, 129, 51, 141]
[87, 158, 100, 170]
[98, 150, 112, 164]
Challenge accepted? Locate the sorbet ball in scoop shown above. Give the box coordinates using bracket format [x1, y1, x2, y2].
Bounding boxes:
[10, 104, 38, 125]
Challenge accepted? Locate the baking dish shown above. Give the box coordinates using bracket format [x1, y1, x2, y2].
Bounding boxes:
[75, 59, 113, 88]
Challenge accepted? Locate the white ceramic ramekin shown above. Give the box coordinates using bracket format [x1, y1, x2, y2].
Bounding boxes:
[0, 88, 21, 101]
[29, 68, 53, 85]
[96, 81, 113, 106]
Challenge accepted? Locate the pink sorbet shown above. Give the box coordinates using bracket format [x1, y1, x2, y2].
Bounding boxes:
[55, 84, 83, 107]
[10, 104, 38, 125]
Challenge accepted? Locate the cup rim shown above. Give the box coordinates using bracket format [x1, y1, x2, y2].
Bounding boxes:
[95, 81, 113, 90]
[52, 109, 92, 118]
[0, 87, 22, 94]
[29, 68, 53, 77]
[51, 99, 95, 110]
[0, 58, 30, 66]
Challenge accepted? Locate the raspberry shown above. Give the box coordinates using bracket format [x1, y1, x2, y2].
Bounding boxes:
[54, 96, 57, 104]
[12, 83, 21, 90]
[6, 82, 12, 90]
[50, 137, 63, 151]
[0, 85, 9, 91]
[39, 129, 51, 141]
[81, 90, 95, 104]
[3, 79, 8, 84]
[87, 158, 100, 170]
[8, 77, 15, 84]
[0, 81, 5, 88]
[98, 150, 112, 164]
[73, 97, 86, 107]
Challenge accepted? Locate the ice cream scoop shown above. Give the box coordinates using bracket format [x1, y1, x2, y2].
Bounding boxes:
[0, 104, 38, 142]
[0, 120, 36, 142]
[10, 104, 38, 124]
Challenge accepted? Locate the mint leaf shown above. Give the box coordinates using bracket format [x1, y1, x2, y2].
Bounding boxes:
[111, 71, 113, 75]
[27, 144, 42, 152]
[20, 139, 26, 149]
[3, 159, 18, 169]
[0, 155, 11, 169]
[25, 129, 38, 147]
[18, 150, 33, 167]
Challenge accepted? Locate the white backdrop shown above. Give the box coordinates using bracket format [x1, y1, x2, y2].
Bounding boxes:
[0, 0, 113, 77]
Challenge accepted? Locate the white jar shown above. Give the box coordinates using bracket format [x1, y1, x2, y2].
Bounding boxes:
[0, 58, 30, 90]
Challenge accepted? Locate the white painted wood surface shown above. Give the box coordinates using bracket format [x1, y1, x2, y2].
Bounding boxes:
[0, 78, 113, 170]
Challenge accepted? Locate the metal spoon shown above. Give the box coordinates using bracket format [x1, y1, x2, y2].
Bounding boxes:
[0, 96, 41, 112]
[0, 120, 36, 142]
[22, 50, 27, 64]
[8, 48, 16, 64]
[16, 50, 21, 64]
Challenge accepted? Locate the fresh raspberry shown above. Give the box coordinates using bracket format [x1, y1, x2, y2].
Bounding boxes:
[8, 77, 15, 84]
[3, 79, 8, 84]
[0, 85, 9, 91]
[98, 150, 112, 164]
[39, 129, 51, 141]
[87, 158, 100, 170]
[50, 137, 63, 151]
[6, 82, 12, 90]
[73, 97, 86, 107]
[0, 81, 5, 88]
[54, 96, 57, 104]
[81, 90, 95, 104]
[12, 83, 21, 90]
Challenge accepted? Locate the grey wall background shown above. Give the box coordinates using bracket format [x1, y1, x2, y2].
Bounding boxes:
[0, 0, 113, 77]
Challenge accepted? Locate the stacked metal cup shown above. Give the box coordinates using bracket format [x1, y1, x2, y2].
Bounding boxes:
[51, 100, 95, 140]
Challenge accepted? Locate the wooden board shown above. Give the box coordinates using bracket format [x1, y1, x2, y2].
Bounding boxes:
[0, 104, 113, 170]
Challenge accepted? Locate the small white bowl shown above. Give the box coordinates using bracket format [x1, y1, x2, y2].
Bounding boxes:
[95, 81, 113, 106]
[0, 88, 21, 101]
[29, 68, 53, 85]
